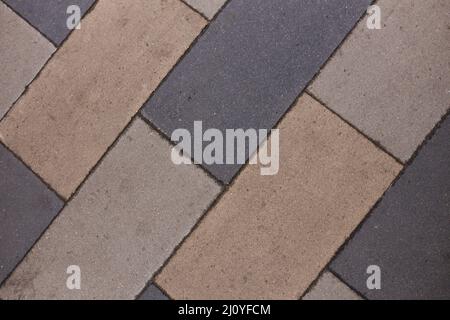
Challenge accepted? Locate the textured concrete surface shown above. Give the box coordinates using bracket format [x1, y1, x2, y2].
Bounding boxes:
[0, 119, 220, 300]
[155, 94, 401, 299]
[2, 0, 447, 301]
[3, 0, 96, 45]
[331, 115, 450, 300]
[142, 0, 372, 184]
[0, 2, 55, 120]
[0, 143, 63, 286]
[184, 0, 226, 19]
[302, 272, 361, 300]
[139, 284, 169, 300]
[310, 0, 450, 162]
[0, 0, 206, 199]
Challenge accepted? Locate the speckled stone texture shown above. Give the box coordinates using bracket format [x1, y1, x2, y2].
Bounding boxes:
[142, 0, 372, 184]
[0, 2, 55, 119]
[139, 284, 169, 301]
[0, 0, 206, 199]
[310, 0, 450, 162]
[155, 94, 401, 299]
[3, 0, 96, 45]
[184, 0, 226, 19]
[302, 272, 361, 300]
[331, 114, 450, 300]
[0, 143, 63, 286]
[0, 119, 221, 300]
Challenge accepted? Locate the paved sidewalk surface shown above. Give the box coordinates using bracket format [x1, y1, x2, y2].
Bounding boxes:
[0, 0, 448, 300]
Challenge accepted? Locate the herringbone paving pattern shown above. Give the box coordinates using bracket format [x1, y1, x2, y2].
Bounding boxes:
[0, 0, 448, 300]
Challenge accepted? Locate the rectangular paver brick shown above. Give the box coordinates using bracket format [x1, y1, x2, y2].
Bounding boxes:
[310, 0, 450, 162]
[3, 0, 96, 45]
[142, 0, 372, 184]
[155, 94, 401, 299]
[0, 2, 55, 119]
[0, 118, 221, 300]
[184, 0, 226, 19]
[302, 272, 361, 300]
[331, 114, 450, 300]
[0, 0, 206, 199]
[0, 143, 63, 286]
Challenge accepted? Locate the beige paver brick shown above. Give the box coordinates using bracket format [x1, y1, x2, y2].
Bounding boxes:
[0, 0, 206, 199]
[0, 2, 55, 119]
[309, 0, 450, 162]
[302, 272, 361, 300]
[0, 118, 221, 300]
[155, 94, 402, 299]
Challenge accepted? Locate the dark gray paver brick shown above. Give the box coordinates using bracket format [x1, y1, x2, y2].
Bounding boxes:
[139, 284, 169, 300]
[141, 0, 372, 183]
[3, 0, 96, 45]
[331, 114, 450, 300]
[0, 143, 63, 285]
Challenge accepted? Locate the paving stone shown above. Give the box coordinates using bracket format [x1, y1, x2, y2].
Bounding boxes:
[0, 0, 206, 199]
[184, 0, 226, 19]
[0, 2, 55, 120]
[309, 0, 450, 162]
[302, 272, 361, 300]
[0, 143, 63, 286]
[3, 0, 96, 46]
[0, 118, 221, 300]
[141, 0, 372, 184]
[155, 94, 401, 299]
[139, 284, 169, 301]
[331, 114, 450, 300]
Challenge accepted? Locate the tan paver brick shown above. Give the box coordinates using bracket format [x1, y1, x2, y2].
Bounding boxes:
[309, 0, 450, 162]
[0, 0, 206, 199]
[156, 94, 401, 299]
[302, 272, 361, 300]
[0, 2, 55, 119]
[0, 118, 221, 300]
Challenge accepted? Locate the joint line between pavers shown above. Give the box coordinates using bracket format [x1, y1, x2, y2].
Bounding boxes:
[178, 0, 210, 21]
[306, 90, 404, 166]
[0, 140, 65, 202]
[316, 108, 450, 300]
[135, 0, 382, 298]
[0, 0, 100, 124]
[0, 0, 58, 46]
